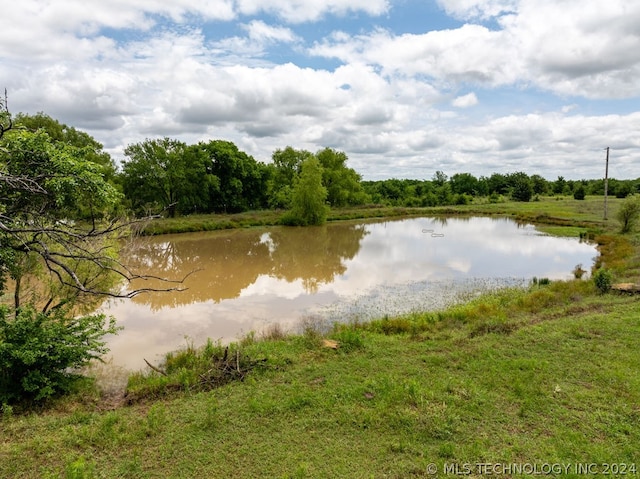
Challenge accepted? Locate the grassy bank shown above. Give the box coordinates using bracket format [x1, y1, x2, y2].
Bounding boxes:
[2, 197, 639, 478]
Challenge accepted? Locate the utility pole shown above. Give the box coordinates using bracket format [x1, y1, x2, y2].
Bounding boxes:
[604, 147, 610, 220]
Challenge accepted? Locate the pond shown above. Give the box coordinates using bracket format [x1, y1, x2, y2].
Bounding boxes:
[101, 216, 598, 370]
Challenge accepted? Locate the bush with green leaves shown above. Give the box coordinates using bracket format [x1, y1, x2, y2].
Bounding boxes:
[511, 176, 533, 202]
[616, 194, 640, 233]
[0, 306, 119, 404]
[573, 184, 586, 200]
[593, 268, 613, 294]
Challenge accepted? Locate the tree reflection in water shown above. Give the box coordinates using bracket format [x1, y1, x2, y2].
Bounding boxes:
[120, 223, 369, 311]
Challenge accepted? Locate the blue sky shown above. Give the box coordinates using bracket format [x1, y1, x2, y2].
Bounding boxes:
[1, 0, 639, 180]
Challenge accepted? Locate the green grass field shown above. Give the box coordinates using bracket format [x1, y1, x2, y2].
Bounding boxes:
[1, 197, 639, 478]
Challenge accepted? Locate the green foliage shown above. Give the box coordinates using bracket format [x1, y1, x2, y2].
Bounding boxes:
[572, 264, 587, 279]
[7, 115, 120, 221]
[486, 172, 509, 195]
[510, 172, 533, 202]
[593, 268, 613, 294]
[615, 194, 640, 233]
[330, 327, 366, 352]
[453, 193, 471, 205]
[121, 138, 195, 217]
[199, 140, 271, 213]
[270, 147, 368, 209]
[284, 157, 329, 226]
[15, 112, 117, 183]
[316, 147, 369, 207]
[614, 181, 632, 198]
[0, 305, 118, 404]
[64, 456, 97, 479]
[450, 172, 479, 196]
[553, 176, 567, 194]
[1, 127, 126, 311]
[0, 104, 126, 407]
[269, 146, 312, 208]
[121, 138, 271, 216]
[530, 174, 549, 195]
[573, 184, 586, 200]
[1, 130, 121, 219]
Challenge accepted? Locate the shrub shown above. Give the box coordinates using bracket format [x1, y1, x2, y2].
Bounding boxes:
[0, 305, 118, 405]
[489, 192, 501, 203]
[593, 268, 613, 294]
[573, 185, 586, 200]
[511, 178, 533, 202]
[616, 195, 640, 233]
[531, 277, 551, 286]
[572, 264, 586, 279]
[454, 194, 470, 205]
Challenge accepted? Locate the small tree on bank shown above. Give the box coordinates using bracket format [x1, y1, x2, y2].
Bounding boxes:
[282, 157, 328, 226]
[0, 95, 184, 406]
[616, 195, 640, 233]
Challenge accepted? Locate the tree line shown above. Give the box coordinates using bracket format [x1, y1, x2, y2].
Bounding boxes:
[11, 113, 640, 223]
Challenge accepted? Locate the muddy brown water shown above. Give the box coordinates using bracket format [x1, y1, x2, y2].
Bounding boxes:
[99, 216, 597, 370]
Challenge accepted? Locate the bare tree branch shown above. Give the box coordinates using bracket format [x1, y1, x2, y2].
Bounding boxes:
[1, 93, 193, 311]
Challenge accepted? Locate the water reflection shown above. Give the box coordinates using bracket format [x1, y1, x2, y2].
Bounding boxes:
[121, 223, 368, 310]
[102, 217, 597, 369]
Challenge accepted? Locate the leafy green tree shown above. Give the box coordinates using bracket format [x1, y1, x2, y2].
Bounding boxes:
[432, 170, 448, 187]
[487, 173, 509, 195]
[1, 129, 128, 311]
[614, 181, 632, 199]
[553, 176, 567, 195]
[435, 182, 453, 205]
[616, 195, 640, 233]
[509, 172, 533, 202]
[450, 173, 479, 196]
[14, 112, 117, 182]
[269, 147, 313, 208]
[1, 130, 119, 222]
[180, 144, 220, 214]
[473, 176, 489, 197]
[199, 140, 270, 213]
[121, 138, 196, 217]
[0, 111, 117, 404]
[315, 148, 369, 207]
[586, 179, 605, 195]
[376, 178, 406, 205]
[530, 175, 549, 195]
[283, 157, 328, 226]
[573, 184, 586, 200]
[0, 99, 180, 405]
